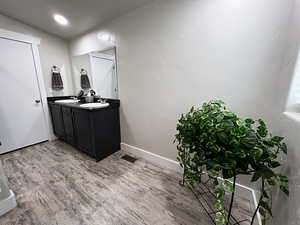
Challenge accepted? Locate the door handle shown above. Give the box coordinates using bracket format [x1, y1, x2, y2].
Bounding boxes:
[35, 100, 41, 103]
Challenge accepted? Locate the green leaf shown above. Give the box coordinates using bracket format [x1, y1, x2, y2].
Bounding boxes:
[214, 187, 225, 198]
[236, 150, 246, 158]
[280, 185, 289, 196]
[215, 212, 226, 225]
[281, 143, 287, 154]
[258, 166, 275, 179]
[263, 139, 275, 147]
[251, 172, 261, 182]
[241, 132, 257, 148]
[215, 100, 225, 106]
[213, 178, 219, 186]
[257, 119, 268, 137]
[223, 111, 235, 118]
[259, 207, 266, 217]
[277, 174, 288, 183]
[207, 169, 219, 178]
[216, 114, 224, 122]
[271, 136, 284, 143]
[253, 147, 263, 160]
[245, 118, 255, 125]
[262, 190, 269, 198]
[214, 199, 225, 211]
[223, 180, 234, 192]
[260, 200, 273, 216]
[224, 151, 234, 159]
[222, 169, 234, 179]
[223, 120, 234, 129]
[236, 119, 245, 127]
[269, 161, 280, 168]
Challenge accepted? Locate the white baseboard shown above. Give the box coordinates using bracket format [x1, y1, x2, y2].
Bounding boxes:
[121, 143, 182, 173]
[121, 142, 261, 225]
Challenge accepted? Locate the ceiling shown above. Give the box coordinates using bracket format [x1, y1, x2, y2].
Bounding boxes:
[0, 0, 153, 39]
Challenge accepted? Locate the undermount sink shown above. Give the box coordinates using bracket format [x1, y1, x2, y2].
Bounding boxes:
[55, 99, 79, 104]
[80, 102, 110, 109]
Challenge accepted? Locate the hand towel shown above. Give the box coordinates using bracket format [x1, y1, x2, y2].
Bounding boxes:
[80, 69, 91, 90]
[51, 66, 64, 90]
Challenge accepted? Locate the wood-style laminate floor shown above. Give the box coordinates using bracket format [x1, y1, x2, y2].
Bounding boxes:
[0, 141, 252, 225]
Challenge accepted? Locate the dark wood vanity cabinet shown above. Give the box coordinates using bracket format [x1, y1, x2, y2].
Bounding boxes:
[90, 108, 121, 159]
[48, 100, 121, 161]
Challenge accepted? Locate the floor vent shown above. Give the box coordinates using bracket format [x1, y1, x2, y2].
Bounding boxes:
[121, 154, 138, 163]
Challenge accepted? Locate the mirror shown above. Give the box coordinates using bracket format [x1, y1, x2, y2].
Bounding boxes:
[71, 47, 118, 99]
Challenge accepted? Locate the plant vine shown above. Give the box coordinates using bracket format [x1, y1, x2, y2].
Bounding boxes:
[175, 100, 289, 225]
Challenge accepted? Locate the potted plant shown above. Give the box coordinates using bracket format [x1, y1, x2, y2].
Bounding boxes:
[175, 100, 289, 225]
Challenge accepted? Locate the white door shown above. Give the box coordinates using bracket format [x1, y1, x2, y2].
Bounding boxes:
[90, 55, 118, 99]
[0, 38, 48, 154]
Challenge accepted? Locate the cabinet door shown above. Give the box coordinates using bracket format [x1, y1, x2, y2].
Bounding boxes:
[92, 108, 120, 160]
[72, 109, 93, 155]
[49, 104, 65, 139]
[62, 106, 75, 145]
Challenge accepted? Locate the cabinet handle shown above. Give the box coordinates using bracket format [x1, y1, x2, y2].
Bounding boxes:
[35, 100, 41, 103]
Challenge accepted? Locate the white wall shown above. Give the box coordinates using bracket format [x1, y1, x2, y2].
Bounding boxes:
[71, 2, 300, 224]
[71, 0, 292, 159]
[0, 14, 74, 96]
[71, 33, 115, 56]
[70, 0, 294, 198]
[271, 0, 300, 224]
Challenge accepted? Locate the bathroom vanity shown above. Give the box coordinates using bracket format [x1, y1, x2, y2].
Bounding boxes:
[48, 96, 120, 161]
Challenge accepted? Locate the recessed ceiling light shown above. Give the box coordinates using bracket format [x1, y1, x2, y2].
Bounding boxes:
[53, 14, 69, 26]
[98, 33, 110, 42]
[97, 32, 115, 43]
